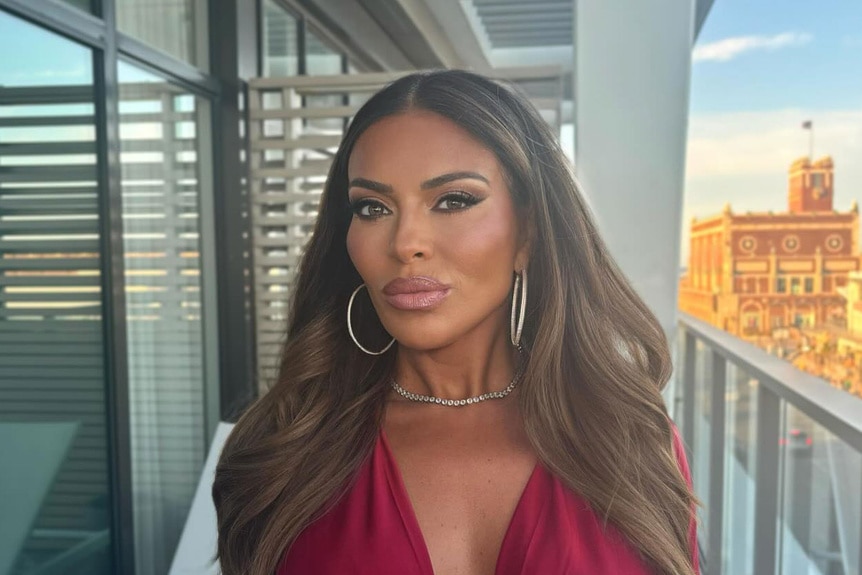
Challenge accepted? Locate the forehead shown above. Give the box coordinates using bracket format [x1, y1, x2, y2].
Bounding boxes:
[347, 110, 504, 183]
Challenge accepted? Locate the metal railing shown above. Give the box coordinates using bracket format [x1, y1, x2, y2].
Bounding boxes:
[676, 312, 862, 575]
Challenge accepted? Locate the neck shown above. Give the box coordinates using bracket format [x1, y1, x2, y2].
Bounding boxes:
[393, 325, 519, 400]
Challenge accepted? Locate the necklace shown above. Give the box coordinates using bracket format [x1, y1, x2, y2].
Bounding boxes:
[390, 367, 524, 407]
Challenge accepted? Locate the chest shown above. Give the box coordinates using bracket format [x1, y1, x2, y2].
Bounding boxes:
[384, 430, 538, 575]
[279, 429, 656, 575]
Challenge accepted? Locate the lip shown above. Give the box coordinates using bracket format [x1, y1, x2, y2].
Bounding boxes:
[382, 276, 451, 311]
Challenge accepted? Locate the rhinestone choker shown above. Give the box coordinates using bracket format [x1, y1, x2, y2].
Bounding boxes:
[390, 367, 524, 407]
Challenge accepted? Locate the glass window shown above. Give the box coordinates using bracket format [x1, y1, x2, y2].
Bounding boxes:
[262, 0, 299, 77]
[304, 29, 347, 132]
[305, 28, 344, 76]
[115, 0, 209, 69]
[777, 277, 786, 293]
[118, 60, 216, 575]
[0, 11, 112, 575]
[811, 173, 825, 188]
[804, 277, 814, 293]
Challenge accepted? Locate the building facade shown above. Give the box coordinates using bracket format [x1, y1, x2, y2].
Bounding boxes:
[679, 157, 860, 337]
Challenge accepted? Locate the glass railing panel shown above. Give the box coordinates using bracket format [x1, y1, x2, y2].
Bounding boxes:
[778, 404, 860, 575]
[721, 364, 759, 575]
[692, 339, 712, 552]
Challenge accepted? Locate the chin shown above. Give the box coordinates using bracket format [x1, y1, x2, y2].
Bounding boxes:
[392, 335, 454, 353]
[387, 323, 463, 352]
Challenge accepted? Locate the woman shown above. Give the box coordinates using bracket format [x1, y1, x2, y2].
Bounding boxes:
[214, 70, 700, 575]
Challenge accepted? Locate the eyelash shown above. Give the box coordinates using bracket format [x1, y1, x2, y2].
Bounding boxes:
[349, 191, 482, 219]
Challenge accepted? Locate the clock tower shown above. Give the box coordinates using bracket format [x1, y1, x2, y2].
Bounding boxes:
[788, 156, 834, 213]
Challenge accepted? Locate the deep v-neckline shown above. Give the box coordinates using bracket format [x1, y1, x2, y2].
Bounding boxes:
[378, 428, 542, 575]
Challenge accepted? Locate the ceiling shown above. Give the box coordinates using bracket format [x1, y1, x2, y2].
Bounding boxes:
[467, 0, 712, 51]
[470, 0, 573, 49]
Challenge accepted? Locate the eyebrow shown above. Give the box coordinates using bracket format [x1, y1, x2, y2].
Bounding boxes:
[348, 171, 490, 194]
[420, 171, 490, 190]
[348, 178, 393, 195]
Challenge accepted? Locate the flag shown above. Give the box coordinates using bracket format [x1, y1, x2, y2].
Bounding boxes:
[802, 120, 813, 129]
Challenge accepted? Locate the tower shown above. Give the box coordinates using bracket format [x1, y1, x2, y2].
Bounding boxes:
[788, 156, 834, 213]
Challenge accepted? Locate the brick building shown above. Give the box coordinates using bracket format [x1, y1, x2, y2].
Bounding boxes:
[679, 156, 860, 337]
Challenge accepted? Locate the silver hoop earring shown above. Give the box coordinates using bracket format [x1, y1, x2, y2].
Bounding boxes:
[510, 269, 527, 347]
[348, 284, 395, 355]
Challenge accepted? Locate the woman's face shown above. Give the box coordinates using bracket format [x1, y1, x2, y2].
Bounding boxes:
[346, 109, 529, 351]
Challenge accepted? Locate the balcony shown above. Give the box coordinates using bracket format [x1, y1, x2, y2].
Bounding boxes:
[676, 312, 862, 575]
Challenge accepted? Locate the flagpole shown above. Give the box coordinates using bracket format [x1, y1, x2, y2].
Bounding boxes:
[803, 120, 814, 160]
[809, 125, 814, 160]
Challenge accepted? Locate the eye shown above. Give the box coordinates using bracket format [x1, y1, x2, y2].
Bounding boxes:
[435, 191, 481, 212]
[350, 199, 391, 219]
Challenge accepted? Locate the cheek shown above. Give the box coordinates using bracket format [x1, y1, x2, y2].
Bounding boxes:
[346, 220, 390, 286]
[346, 223, 368, 274]
[443, 208, 519, 288]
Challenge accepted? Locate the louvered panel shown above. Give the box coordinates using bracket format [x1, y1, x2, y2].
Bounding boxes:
[469, 0, 573, 48]
[0, 164, 97, 183]
[1, 141, 98, 156]
[0, 259, 101, 271]
[0, 196, 98, 213]
[247, 69, 564, 387]
[0, 115, 94, 128]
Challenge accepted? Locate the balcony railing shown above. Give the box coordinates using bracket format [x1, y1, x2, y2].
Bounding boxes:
[676, 312, 862, 575]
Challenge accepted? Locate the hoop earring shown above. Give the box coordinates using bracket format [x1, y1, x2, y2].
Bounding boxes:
[347, 284, 395, 355]
[510, 269, 527, 347]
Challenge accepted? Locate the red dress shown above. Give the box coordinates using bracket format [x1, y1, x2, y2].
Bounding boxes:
[279, 425, 699, 574]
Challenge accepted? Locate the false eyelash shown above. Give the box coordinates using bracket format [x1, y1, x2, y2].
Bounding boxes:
[349, 198, 389, 219]
[436, 191, 482, 210]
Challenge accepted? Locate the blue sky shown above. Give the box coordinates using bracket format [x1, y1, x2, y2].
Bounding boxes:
[682, 0, 862, 265]
[691, 0, 862, 113]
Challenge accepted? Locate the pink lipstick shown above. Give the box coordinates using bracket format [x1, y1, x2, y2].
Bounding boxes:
[382, 276, 450, 311]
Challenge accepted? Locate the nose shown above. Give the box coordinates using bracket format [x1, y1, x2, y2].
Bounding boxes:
[390, 209, 433, 263]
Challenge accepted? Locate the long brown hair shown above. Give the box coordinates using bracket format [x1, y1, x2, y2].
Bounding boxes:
[213, 70, 700, 575]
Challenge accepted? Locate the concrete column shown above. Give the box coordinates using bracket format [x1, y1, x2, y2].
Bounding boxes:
[573, 0, 696, 339]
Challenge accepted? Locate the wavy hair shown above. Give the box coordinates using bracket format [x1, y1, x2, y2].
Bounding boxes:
[213, 69, 699, 575]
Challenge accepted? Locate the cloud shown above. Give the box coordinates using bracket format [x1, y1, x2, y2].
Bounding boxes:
[686, 108, 862, 178]
[693, 32, 812, 63]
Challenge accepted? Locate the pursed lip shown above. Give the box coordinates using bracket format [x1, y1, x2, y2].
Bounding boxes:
[382, 276, 450, 310]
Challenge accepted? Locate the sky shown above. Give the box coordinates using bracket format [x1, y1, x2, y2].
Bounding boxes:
[682, 0, 862, 266]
